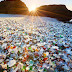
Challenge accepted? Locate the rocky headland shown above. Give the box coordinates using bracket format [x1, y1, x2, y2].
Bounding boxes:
[0, 0, 29, 14]
[0, 0, 72, 22]
[30, 5, 72, 22]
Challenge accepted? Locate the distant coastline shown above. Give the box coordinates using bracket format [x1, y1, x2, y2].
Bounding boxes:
[0, 0, 72, 23]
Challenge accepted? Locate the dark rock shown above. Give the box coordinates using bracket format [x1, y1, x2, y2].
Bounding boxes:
[0, 0, 29, 14]
[30, 5, 72, 22]
[0, 65, 3, 72]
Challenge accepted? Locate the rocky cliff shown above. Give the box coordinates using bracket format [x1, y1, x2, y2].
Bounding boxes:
[0, 0, 29, 14]
[0, 1, 72, 22]
[30, 5, 72, 22]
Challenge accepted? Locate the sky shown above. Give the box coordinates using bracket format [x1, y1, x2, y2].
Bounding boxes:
[22, 0, 72, 11]
[0, 0, 72, 11]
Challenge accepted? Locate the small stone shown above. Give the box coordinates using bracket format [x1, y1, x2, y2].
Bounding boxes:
[29, 60, 34, 66]
[7, 60, 16, 67]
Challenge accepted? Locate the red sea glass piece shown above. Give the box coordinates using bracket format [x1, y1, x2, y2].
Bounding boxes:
[43, 47, 46, 50]
[43, 58, 48, 61]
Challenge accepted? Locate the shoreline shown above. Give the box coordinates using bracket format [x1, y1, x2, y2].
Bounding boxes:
[0, 14, 72, 24]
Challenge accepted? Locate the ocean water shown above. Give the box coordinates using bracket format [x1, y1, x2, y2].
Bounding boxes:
[0, 14, 72, 72]
[0, 14, 25, 17]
